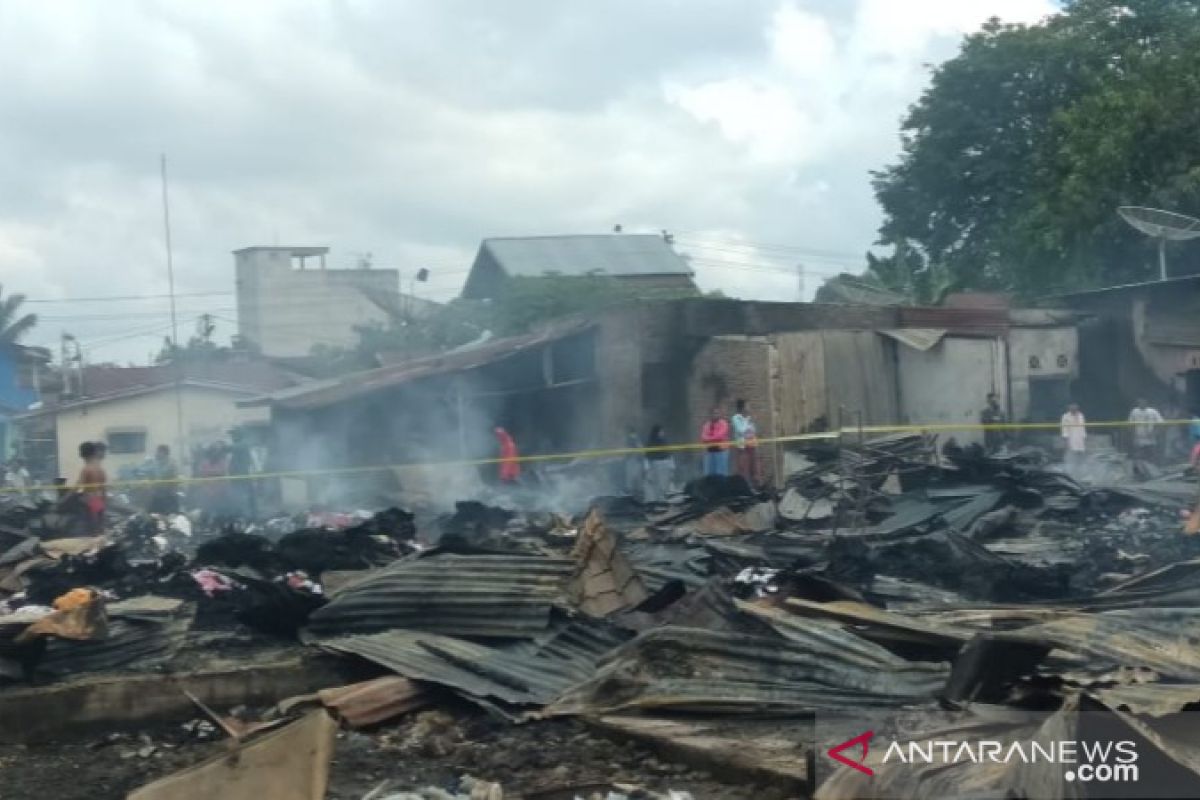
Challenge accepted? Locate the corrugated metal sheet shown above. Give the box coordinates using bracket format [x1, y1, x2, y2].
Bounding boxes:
[1011, 609, 1200, 680]
[245, 318, 595, 411]
[898, 306, 1009, 335]
[879, 328, 948, 351]
[820, 331, 899, 428]
[547, 623, 948, 716]
[36, 615, 191, 678]
[482, 235, 694, 279]
[305, 553, 575, 639]
[622, 541, 710, 592]
[317, 616, 629, 709]
[317, 676, 429, 728]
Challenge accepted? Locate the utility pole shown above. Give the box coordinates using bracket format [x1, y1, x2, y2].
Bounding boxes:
[161, 155, 185, 459]
[797, 262, 806, 302]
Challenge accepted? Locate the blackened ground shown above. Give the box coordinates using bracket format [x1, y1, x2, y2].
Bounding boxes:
[0, 708, 796, 800]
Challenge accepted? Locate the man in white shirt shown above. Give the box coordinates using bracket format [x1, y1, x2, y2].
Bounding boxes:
[1061, 403, 1087, 477]
[1128, 398, 1164, 463]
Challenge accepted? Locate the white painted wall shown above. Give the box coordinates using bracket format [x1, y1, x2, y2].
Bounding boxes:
[897, 336, 1007, 446]
[53, 385, 269, 479]
[236, 248, 399, 358]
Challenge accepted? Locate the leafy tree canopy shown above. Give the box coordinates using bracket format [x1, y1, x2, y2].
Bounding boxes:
[871, 0, 1200, 297]
[0, 285, 36, 345]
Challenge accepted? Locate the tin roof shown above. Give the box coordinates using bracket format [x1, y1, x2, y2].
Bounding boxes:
[478, 235, 694, 279]
[242, 317, 595, 411]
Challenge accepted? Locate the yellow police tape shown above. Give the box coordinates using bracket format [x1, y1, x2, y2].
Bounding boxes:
[4, 417, 1193, 495]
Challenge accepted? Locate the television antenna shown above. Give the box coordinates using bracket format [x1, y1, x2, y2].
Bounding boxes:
[1118, 206, 1200, 280]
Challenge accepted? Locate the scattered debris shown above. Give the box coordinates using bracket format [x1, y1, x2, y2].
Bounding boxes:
[5, 435, 1200, 798]
[127, 710, 337, 800]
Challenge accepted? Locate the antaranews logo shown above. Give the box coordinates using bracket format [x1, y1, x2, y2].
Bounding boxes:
[826, 731, 874, 776]
[824, 731, 1140, 785]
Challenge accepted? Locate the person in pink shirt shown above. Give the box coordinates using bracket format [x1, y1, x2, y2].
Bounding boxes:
[700, 408, 731, 476]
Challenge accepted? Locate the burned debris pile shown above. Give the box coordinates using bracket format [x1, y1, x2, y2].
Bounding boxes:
[6, 434, 1200, 797]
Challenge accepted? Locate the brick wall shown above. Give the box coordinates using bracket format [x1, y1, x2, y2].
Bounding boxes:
[684, 336, 776, 484]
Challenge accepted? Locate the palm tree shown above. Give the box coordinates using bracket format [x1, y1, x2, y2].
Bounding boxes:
[0, 286, 37, 345]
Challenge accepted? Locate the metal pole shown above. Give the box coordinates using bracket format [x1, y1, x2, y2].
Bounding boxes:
[1159, 238, 1168, 281]
[853, 409, 866, 532]
[161, 155, 185, 459]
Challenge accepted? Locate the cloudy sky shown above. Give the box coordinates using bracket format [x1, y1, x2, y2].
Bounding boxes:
[0, 0, 1055, 363]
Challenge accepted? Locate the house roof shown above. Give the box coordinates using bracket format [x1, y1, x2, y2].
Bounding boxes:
[233, 245, 330, 256]
[477, 235, 694, 280]
[19, 379, 268, 419]
[241, 316, 596, 412]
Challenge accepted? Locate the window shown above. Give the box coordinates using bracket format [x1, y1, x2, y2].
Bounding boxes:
[106, 429, 147, 455]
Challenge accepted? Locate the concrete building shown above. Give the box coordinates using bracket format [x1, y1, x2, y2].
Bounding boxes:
[17, 360, 296, 478]
[244, 298, 1078, 495]
[235, 246, 402, 358]
[461, 235, 697, 300]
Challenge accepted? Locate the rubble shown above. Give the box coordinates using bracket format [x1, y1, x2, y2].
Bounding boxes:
[6, 434, 1200, 798]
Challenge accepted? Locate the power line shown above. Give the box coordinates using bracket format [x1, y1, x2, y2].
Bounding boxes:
[25, 272, 471, 306]
[25, 291, 232, 304]
[685, 256, 850, 277]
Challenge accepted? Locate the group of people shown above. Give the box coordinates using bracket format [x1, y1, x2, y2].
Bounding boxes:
[699, 399, 760, 482]
[984, 392, 1200, 476]
[191, 433, 258, 517]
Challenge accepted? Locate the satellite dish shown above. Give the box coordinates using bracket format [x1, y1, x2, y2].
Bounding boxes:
[1118, 206, 1200, 280]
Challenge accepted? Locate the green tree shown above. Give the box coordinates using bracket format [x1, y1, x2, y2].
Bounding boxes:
[0, 285, 36, 345]
[155, 314, 251, 364]
[873, 0, 1200, 295]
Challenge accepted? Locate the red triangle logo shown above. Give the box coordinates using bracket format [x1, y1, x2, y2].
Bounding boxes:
[827, 730, 875, 776]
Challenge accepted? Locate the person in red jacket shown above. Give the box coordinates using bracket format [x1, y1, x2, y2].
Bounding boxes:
[494, 427, 521, 483]
[700, 408, 731, 476]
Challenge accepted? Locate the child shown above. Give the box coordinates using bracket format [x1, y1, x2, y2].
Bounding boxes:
[77, 441, 108, 535]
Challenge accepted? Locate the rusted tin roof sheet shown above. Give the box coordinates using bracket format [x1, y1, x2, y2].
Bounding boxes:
[305, 553, 574, 640]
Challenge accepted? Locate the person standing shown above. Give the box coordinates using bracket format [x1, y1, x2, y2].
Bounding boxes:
[730, 399, 760, 485]
[1129, 398, 1164, 463]
[700, 408, 730, 476]
[76, 441, 108, 535]
[494, 427, 521, 484]
[228, 430, 257, 518]
[644, 424, 674, 502]
[4, 458, 31, 501]
[1061, 403, 1088, 477]
[147, 445, 180, 515]
[980, 393, 1006, 452]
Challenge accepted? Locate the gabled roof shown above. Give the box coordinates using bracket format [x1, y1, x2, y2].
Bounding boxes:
[19, 379, 267, 419]
[474, 234, 693, 280]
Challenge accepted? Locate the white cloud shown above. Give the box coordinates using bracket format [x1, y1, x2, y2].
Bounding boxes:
[0, 0, 1057, 360]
